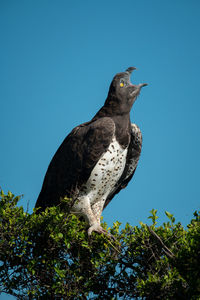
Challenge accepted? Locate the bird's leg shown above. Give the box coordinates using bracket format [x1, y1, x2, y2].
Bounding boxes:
[71, 195, 105, 235]
[91, 201, 104, 225]
[90, 201, 115, 239]
[86, 203, 108, 237]
[89, 201, 109, 236]
[72, 195, 113, 238]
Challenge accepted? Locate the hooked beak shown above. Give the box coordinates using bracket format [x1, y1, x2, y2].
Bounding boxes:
[138, 83, 148, 88]
[125, 67, 148, 87]
[125, 67, 148, 97]
[129, 83, 148, 98]
[125, 67, 137, 75]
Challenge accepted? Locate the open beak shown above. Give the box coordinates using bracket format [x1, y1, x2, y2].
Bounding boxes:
[126, 67, 137, 75]
[138, 83, 148, 88]
[125, 67, 148, 97]
[126, 67, 148, 88]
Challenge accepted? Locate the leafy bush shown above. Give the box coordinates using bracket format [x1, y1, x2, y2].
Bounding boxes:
[0, 189, 200, 299]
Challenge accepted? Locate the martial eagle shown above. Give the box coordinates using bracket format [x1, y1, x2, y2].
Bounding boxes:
[35, 67, 147, 235]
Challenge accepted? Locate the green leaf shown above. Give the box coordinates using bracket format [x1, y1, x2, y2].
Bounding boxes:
[57, 232, 63, 239]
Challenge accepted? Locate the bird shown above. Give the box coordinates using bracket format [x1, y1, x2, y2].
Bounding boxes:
[35, 67, 147, 236]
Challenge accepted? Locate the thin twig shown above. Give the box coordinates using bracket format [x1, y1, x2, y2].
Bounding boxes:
[147, 226, 175, 259]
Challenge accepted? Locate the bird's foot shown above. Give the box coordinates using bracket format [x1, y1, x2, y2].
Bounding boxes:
[88, 223, 115, 240]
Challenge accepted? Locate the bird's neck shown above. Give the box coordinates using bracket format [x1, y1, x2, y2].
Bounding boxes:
[112, 114, 131, 148]
[93, 94, 131, 119]
[92, 101, 131, 148]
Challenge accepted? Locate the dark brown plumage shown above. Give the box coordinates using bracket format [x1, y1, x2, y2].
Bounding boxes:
[35, 67, 147, 235]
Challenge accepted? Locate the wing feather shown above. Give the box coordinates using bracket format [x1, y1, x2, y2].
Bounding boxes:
[103, 124, 142, 209]
[36, 117, 115, 210]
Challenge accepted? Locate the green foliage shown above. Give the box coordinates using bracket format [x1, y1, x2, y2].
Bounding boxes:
[0, 189, 200, 299]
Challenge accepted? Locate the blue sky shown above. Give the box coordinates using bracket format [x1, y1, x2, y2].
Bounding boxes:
[1, 1, 200, 297]
[1, 0, 200, 259]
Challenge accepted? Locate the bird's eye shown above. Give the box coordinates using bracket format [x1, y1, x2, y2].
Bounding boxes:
[120, 81, 124, 87]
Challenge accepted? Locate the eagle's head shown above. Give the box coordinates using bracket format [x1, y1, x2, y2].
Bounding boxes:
[107, 67, 147, 113]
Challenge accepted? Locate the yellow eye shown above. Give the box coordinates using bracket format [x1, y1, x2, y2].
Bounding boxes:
[120, 82, 124, 87]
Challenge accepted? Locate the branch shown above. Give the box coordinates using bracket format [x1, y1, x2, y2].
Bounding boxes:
[147, 226, 175, 259]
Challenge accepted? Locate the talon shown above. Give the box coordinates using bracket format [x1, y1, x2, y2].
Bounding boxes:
[88, 223, 114, 239]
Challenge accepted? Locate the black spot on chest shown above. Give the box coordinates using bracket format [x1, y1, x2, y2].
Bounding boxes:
[78, 138, 128, 204]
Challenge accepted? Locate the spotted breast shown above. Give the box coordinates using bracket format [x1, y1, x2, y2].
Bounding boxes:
[71, 137, 127, 223]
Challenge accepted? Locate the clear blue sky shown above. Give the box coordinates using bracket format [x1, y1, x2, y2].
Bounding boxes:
[1, 0, 200, 270]
[1, 0, 200, 297]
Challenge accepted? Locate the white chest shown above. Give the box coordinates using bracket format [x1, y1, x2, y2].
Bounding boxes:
[80, 138, 128, 204]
